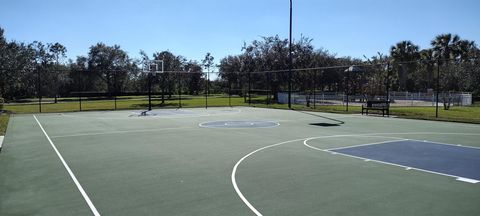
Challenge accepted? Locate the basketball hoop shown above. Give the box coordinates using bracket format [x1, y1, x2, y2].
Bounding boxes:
[142, 60, 164, 75]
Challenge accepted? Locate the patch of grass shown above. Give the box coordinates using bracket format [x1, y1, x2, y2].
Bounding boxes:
[3, 95, 250, 114]
[0, 113, 10, 136]
[4, 96, 480, 124]
[391, 106, 480, 124]
[252, 102, 480, 124]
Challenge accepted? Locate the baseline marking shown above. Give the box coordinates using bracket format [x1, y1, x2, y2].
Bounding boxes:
[51, 126, 193, 139]
[60, 108, 242, 120]
[33, 115, 100, 216]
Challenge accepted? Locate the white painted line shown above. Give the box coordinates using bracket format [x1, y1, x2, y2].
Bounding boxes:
[406, 138, 480, 150]
[304, 137, 480, 184]
[0, 136, 4, 152]
[325, 139, 408, 151]
[33, 115, 100, 216]
[232, 137, 309, 216]
[60, 108, 242, 120]
[199, 121, 280, 129]
[50, 127, 193, 139]
[456, 177, 479, 184]
[232, 132, 480, 216]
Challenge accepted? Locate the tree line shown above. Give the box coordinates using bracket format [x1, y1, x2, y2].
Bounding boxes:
[1, 26, 479, 102]
[218, 35, 480, 100]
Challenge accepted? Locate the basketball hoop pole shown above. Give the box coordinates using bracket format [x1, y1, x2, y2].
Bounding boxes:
[288, 0, 293, 109]
[38, 66, 42, 113]
[148, 72, 152, 111]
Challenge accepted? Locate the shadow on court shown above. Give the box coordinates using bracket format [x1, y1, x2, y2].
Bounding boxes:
[295, 110, 345, 126]
[309, 122, 341, 127]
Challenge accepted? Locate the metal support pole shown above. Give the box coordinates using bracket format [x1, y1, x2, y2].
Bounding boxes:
[313, 70, 317, 109]
[267, 72, 271, 105]
[436, 60, 440, 118]
[178, 73, 182, 108]
[205, 70, 208, 109]
[79, 96, 82, 111]
[288, 0, 293, 109]
[346, 70, 349, 112]
[148, 73, 152, 111]
[37, 68, 42, 113]
[229, 79, 232, 107]
[114, 71, 117, 110]
[161, 73, 165, 104]
[248, 70, 251, 106]
[386, 62, 390, 101]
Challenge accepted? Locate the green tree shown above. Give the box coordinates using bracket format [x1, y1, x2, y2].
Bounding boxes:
[431, 33, 460, 61]
[153, 51, 185, 100]
[202, 53, 214, 96]
[86, 43, 133, 94]
[390, 40, 419, 90]
[184, 61, 203, 95]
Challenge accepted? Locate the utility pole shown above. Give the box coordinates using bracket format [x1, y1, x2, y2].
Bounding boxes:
[288, 0, 293, 109]
[436, 59, 440, 118]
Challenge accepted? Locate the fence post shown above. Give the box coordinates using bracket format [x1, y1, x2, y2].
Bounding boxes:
[267, 72, 271, 106]
[205, 71, 208, 109]
[114, 70, 117, 110]
[248, 70, 251, 106]
[178, 72, 182, 108]
[37, 67, 42, 113]
[229, 79, 232, 107]
[313, 70, 317, 109]
[436, 60, 440, 118]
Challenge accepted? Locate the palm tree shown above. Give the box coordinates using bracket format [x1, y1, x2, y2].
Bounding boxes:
[430, 34, 475, 109]
[390, 40, 419, 90]
[419, 49, 435, 89]
[430, 33, 461, 63]
[455, 39, 476, 62]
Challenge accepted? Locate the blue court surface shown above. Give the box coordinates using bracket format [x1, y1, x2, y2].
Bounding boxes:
[331, 140, 480, 182]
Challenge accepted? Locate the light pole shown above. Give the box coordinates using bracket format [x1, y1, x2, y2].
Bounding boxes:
[288, 0, 293, 109]
[436, 59, 440, 118]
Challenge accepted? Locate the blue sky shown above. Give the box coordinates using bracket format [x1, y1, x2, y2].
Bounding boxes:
[1, 0, 479, 64]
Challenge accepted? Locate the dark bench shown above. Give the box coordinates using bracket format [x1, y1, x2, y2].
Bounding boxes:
[362, 100, 390, 117]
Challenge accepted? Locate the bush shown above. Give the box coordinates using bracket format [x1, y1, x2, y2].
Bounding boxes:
[0, 97, 3, 111]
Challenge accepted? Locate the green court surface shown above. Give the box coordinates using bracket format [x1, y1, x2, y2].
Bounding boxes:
[1, 107, 479, 215]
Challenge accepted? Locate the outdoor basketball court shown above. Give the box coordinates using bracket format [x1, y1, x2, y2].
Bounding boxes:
[1, 107, 479, 215]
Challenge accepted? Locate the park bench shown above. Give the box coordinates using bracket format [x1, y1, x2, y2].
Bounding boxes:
[362, 100, 390, 117]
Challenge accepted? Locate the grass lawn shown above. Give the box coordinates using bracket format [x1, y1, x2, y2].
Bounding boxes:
[0, 113, 9, 136]
[252, 103, 480, 124]
[3, 95, 250, 114]
[4, 96, 479, 124]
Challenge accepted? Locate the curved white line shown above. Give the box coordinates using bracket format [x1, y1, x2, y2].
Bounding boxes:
[232, 132, 480, 215]
[231, 138, 308, 216]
